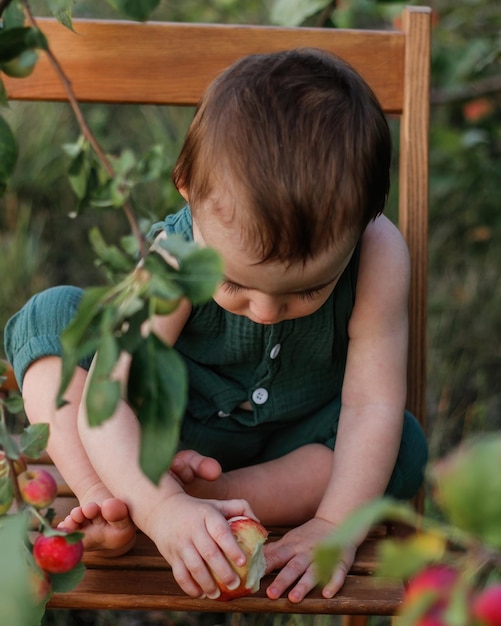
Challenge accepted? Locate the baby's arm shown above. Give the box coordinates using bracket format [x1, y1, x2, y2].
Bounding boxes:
[76, 306, 259, 599]
[265, 215, 411, 601]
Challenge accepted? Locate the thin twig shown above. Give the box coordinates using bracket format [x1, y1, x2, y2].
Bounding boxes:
[316, 0, 337, 27]
[21, 1, 147, 258]
[431, 74, 501, 105]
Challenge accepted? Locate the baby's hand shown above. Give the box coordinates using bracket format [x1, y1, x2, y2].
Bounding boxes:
[148, 492, 257, 599]
[264, 517, 356, 603]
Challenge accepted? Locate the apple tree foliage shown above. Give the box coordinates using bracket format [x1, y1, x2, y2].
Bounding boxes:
[0, 0, 222, 487]
[315, 434, 501, 625]
[0, 375, 86, 626]
[1, 2, 220, 622]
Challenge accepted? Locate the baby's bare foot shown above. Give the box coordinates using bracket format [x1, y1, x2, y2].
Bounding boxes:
[60, 498, 136, 557]
[169, 449, 222, 485]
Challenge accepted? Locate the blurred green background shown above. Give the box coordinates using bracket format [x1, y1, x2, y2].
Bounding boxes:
[0, 0, 500, 622]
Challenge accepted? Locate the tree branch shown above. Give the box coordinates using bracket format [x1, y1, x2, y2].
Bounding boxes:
[21, 1, 147, 258]
[316, 0, 337, 27]
[431, 74, 501, 106]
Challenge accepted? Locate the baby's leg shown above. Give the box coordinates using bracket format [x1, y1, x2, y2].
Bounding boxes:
[60, 499, 136, 557]
[23, 358, 136, 554]
[170, 445, 333, 526]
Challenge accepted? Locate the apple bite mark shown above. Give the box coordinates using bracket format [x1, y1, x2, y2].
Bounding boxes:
[214, 516, 269, 601]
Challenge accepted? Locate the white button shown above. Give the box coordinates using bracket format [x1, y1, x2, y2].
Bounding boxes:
[252, 388, 269, 405]
[217, 410, 231, 418]
[269, 343, 281, 359]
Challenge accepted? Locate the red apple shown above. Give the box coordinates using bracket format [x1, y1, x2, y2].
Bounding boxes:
[18, 468, 58, 509]
[403, 564, 459, 626]
[33, 531, 84, 574]
[28, 566, 52, 603]
[473, 584, 501, 626]
[214, 516, 269, 600]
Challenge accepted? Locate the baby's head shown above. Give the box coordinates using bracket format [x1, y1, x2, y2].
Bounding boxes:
[173, 47, 391, 266]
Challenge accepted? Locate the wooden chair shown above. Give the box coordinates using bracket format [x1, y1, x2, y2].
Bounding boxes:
[1, 5, 431, 621]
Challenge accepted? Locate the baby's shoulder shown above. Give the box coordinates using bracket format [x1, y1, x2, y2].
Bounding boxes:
[349, 216, 410, 330]
[359, 215, 410, 280]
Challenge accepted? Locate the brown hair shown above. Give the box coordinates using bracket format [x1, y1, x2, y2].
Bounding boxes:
[172, 48, 391, 264]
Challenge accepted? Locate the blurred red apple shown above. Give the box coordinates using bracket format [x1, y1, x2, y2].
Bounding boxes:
[33, 531, 84, 574]
[18, 468, 58, 509]
[214, 515, 268, 600]
[28, 566, 52, 603]
[473, 584, 501, 626]
[403, 564, 459, 626]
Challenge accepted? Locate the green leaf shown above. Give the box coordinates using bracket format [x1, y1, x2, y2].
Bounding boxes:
[177, 247, 224, 305]
[0, 420, 20, 459]
[105, 0, 161, 21]
[85, 332, 121, 426]
[0, 512, 45, 626]
[377, 531, 448, 580]
[58, 286, 109, 404]
[89, 227, 134, 273]
[67, 149, 90, 199]
[50, 561, 86, 593]
[0, 77, 8, 107]
[3, 1, 26, 29]
[0, 474, 14, 510]
[4, 394, 24, 414]
[137, 144, 168, 182]
[0, 115, 18, 195]
[128, 335, 187, 484]
[46, 0, 75, 30]
[314, 498, 418, 584]
[20, 423, 50, 459]
[0, 27, 33, 62]
[270, 0, 327, 26]
[429, 434, 501, 549]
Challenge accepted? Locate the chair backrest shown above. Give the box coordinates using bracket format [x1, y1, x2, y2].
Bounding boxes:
[4, 7, 431, 432]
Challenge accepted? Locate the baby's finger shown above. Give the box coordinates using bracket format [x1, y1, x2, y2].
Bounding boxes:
[321, 553, 353, 599]
[205, 512, 248, 569]
[266, 553, 311, 600]
[287, 566, 317, 603]
[212, 497, 259, 523]
[194, 534, 241, 595]
[170, 552, 204, 598]
[176, 543, 220, 599]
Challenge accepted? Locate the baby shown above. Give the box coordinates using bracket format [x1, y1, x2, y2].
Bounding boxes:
[5, 47, 427, 602]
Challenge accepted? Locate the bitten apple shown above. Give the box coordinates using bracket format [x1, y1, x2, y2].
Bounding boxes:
[18, 468, 58, 509]
[214, 516, 269, 601]
[33, 530, 84, 574]
[473, 584, 501, 626]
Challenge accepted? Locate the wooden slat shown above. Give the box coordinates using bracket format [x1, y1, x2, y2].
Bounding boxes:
[49, 569, 404, 614]
[4, 19, 405, 111]
[48, 531, 404, 615]
[398, 7, 431, 436]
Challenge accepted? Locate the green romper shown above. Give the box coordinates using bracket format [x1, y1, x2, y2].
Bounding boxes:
[156, 207, 427, 497]
[5, 206, 427, 499]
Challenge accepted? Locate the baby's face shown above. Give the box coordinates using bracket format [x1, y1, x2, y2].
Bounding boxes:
[193, 213, 356, 325]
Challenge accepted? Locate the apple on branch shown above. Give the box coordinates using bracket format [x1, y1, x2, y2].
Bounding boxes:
[33, 530, 84, 574]
[213, 516, 269, 601]
[473, 584, 501, 626]
[18, 468, 58, 509]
